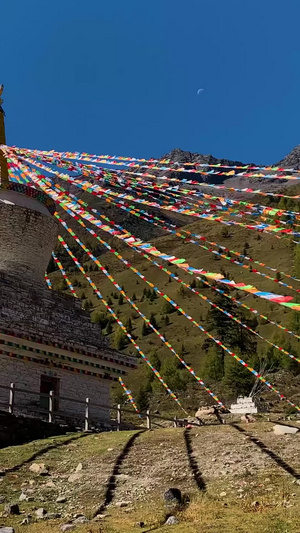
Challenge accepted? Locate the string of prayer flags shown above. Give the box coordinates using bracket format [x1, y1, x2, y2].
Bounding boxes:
[118, 377, 141, 416]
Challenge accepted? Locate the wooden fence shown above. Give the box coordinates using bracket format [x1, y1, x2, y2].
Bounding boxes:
[0, 382, 190, 431]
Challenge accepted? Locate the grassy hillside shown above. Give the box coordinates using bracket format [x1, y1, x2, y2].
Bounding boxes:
[48, 192, 300, 416]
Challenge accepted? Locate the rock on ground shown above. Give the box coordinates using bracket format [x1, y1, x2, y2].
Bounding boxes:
[273, 424, 299, 435]
[29, 463, 49, 475]
[35, 508, 47, 519]
[165, 516, 180, 525]
[4, 503, 19, 515]
[164, 488, 182, 504]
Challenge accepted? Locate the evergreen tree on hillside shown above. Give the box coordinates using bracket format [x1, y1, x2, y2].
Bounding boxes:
[105, 320, 113, 335]
[124, 317, 133, 333]
[114, 329, 127, 350]
[149, 290, 157, 301]
[163, 315, 170, 326]
[222, 355, 254, 397]
[204, 346, 225, 381]
[147, 352, 162, 382]
[149, 313, 158, 329]
[136, 382, 152, 412]
[161, 301, 174, 315]
[142, 321, 149, 336]
[162, 359, 187, 391]
[207, 293, 257, 357]
[150, 352, 161, 371]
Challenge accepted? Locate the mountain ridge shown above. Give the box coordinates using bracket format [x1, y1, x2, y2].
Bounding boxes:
[162, 145, 300, 169]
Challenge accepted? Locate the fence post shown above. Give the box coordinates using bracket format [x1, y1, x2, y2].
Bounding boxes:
[85, 398, 90, 431]
[48, 391, 54, 423]
[173, 415, 177, 428]
[117, 404, 122, 431]
[8, 383, 15, 414]
[146, 409, 151, 430]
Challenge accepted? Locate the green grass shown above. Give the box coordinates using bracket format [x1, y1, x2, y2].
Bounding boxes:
[1, 426, 300, 532]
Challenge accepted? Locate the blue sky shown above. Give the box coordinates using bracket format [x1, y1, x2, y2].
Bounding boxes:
[2, 0, 300, 163]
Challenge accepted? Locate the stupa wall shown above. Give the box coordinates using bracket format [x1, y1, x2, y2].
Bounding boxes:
[0, 356, 110, 421]
[0, 203, 58, 283]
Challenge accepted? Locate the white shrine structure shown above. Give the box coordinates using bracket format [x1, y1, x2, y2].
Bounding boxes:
[230, 396, 258, 415]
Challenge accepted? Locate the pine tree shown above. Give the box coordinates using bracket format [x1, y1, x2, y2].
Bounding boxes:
[161, 301, 174, 315]
[203, 346, 225, 380]
[118, 294, 124, 305]
[164, 315, 170, 326]
[150, 290, 157, 301]
[207, 293, 257, 357]
[92, 311, 108, 329]
[107, 296, 113, 305]
[58, 279, 68, 292]
[162, 360, 187, 391]
[178, 344, 187, 357]
[114, 329, 127, 350]
[149, 313, 158, 329]
[150, 352, 161, 371]
[223, 355, 254, 397]
[125, 317, 133, 333]
[83, 299, 93, 311]
[136, 383, 151, 412]
[105, 321, 113, 335]
[132, 293, 137, 301]
[142, 321, 149, 336]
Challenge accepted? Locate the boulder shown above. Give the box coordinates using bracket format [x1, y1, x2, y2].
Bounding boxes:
[164, 488, 182, 505]
[29, 463, 48, 474]
[75, 463, 83, 472]
[73, 516, 87, 524]
[273, 424, 299, 435]
[165, 516, 179, 525]
[29, 463, 49, 476]
[61, 525, 75, 532]
[0, 528, 15, 533]
[241, 414, 256, 423]
[195, 407, 215, 417]
[4, 503, 19, 515]
[35, 508, 47, 519]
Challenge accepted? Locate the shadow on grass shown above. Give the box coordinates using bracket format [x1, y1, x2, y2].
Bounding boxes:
[0, 433, 89, 476]
[231, 423, 300, 480]
[183, 428, 206, 491]
[93, 430, 145, 517]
